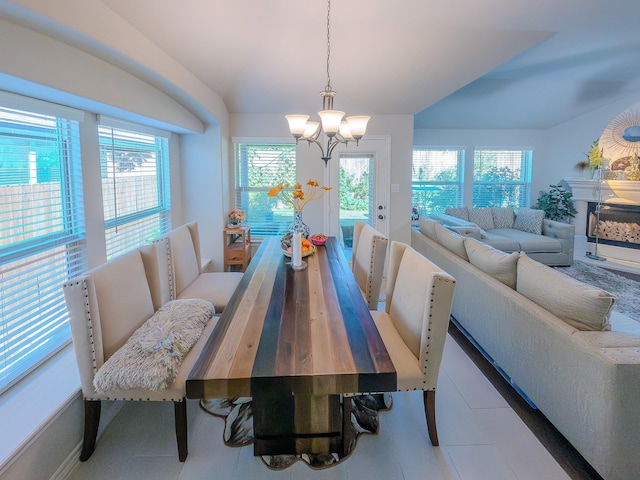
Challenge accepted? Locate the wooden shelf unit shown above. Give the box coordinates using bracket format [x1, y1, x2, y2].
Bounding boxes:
[223, 225, 251, 272]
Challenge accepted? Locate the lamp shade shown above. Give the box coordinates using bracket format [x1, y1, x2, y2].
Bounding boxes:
[285, 115, 310, 138]
[339, 121, 354, 141]
[303, 121, 321, 140]
[345, 116, 370, 139]
[318, 110, 345, 136]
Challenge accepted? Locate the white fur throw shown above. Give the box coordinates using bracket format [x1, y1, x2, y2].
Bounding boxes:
[93, 299, 215, 393]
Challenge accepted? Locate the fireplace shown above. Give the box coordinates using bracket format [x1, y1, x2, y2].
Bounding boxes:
[586, 202, 640, 250]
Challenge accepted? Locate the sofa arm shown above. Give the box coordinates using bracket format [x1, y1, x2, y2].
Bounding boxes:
[542, 219, 575, 260]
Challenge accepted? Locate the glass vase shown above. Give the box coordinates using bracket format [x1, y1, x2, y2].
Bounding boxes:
[287, 210, 310, 238]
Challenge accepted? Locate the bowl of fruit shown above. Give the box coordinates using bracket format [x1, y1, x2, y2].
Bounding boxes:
[280, 233, 316, 257]
[309, 233, 328, 246]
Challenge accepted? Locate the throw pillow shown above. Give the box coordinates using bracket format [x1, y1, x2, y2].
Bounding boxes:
[434, 223, 469, 260]
[444, 207, 469, 221]
[516, 254, 615, 331]
[468, 208, 495, 230]
[514, 208, 545, 234]
[492, 207, 515, 229]
[464, 238, 518, 289]
[419, 217, 440, 241]
[93, 298, 215, 392]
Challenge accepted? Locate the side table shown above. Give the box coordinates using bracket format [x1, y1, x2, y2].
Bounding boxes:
[223, 225, 251, 272]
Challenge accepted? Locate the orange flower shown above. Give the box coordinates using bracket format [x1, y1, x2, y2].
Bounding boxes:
[267, 184, 284, 197]
[269, 179, 331, 210]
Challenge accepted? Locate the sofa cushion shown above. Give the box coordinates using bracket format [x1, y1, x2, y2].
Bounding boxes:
[514, 208, 545, 234]
[444, 207, 469, 221]
[93, 298, 215, 392]
[419, 217, 440, 241]
[491, 229, 563, 253]
[464, 238, 518, 289]
[479, 231, 521, 252]
[516, 254, 615, 331]
[492, 207, 515, 229]
[468, 208, 495, 230]
[434, 223, 469, 260]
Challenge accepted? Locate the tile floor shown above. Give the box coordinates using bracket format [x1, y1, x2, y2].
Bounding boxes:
[65, 334, 577, 480]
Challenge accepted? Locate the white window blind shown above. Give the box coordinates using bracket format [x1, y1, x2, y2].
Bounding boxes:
[412, 147, 464, 214]
[0, 101, 85, 393]
[234, 142, 296, 237]
[98, 123, 171, 259]
[473, 148, 532, 208]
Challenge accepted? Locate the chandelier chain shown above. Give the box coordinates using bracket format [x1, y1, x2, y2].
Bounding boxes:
[326, 0, 331, 90]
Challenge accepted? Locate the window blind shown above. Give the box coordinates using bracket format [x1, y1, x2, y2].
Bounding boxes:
[0, 102, 85, 393]
[412, 147, 464, 214]
[234, 142, 296, 237]
[473, 148, 532, 208]
[98, 124, 171, 259]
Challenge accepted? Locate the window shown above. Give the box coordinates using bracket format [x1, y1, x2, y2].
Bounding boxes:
[234, 142, 296, 237]
[473, 148, 532, 208]
[98, 119, 171, 259]
[0, 96, 85, 393]
[412, 147, 464, 214]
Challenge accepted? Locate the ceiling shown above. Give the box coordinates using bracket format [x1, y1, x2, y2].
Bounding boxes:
[4, 0, 640, 130]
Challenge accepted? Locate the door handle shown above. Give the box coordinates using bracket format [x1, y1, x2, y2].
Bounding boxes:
[378, 214, 384, 220]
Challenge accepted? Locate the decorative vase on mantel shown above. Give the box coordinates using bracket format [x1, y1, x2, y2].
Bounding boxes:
[287, 210, 310, 238]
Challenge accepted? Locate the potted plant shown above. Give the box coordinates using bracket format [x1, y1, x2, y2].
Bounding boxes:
[535, 185, 577, 223]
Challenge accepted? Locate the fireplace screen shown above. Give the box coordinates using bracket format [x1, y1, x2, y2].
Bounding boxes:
[587, 202, 640, 249]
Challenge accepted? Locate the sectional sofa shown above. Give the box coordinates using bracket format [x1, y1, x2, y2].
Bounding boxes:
[412, 217, 640, 480]
[430, 206, 575, 266]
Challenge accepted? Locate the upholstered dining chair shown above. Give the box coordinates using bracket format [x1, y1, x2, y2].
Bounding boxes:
[162, 222, 243, 312]
[351, 221, 388, 310]
[370, 241, 456, 446]
[63, 245, 219, 462]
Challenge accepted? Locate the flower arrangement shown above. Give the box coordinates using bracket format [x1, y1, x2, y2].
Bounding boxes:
[586, 140, 604, 169]
[227, 209, 246, 226]
[535, 185, 577, 223]
[268, 179, 331, 210]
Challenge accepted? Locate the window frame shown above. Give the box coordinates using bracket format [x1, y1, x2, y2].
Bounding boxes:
[472, 147, 533, 208]
[0, 95, 86, 393]
[233, 139, 297, 238]
[98, 117, 171, 259]
[411, 146, 465, 215]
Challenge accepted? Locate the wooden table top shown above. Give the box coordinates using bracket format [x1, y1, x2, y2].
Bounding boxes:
[186, 236, 396, 399]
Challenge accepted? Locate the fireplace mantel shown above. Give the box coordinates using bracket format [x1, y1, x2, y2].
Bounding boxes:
[564, 177, 640, 205]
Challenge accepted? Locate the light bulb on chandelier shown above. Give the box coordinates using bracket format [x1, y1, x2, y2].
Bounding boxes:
[285, 0, 370, 166]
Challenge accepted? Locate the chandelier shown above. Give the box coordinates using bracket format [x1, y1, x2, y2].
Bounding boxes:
[285, 0, 370, 166]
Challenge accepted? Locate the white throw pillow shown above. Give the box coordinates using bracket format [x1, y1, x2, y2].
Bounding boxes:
[464, 238, 518, 289]
[514, 208, 545, 234]
[93, 298, 215, 392]
[434, 223, 469, 260]
[444, 207, 469, 221]
[468, 208, 495, 230]
[492, 207, 515, 229]
[516, 254, 616, 331]
[419, 217, 441, 241]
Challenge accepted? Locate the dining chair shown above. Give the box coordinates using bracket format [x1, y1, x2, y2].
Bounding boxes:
[370, 241, 456, 446]
[62, 244, 219, 462]
[351, 221, 388, 310]
[162, 221, 243, 312]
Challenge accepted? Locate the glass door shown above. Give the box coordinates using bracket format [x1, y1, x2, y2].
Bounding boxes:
[326, 136, 389, 259]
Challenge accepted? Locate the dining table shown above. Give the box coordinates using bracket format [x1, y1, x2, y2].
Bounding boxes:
[186, 236, 396, 457]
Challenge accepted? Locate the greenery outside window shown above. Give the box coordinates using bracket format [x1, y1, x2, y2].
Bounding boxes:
[412, 147, 464, 214]
[234, 142, 296, 237]
[0, 96, 85, 393]
[98, 118, 171, 259]
[473, 148, 532, 208]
